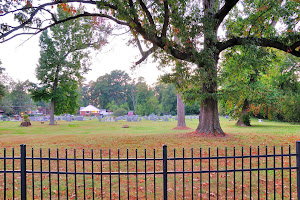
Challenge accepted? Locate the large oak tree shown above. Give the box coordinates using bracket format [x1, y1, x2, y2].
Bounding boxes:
[1, 0, 299, 135]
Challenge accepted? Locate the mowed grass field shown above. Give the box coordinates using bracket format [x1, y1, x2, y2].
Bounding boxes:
[0, 118, 299, 199]
[0, 117, 299, 150]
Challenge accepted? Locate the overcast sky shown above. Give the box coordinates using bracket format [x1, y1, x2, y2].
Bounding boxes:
[0, 31, 167, 85]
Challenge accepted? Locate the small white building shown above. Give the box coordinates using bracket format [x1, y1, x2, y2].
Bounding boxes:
[80, 105, 101, 116]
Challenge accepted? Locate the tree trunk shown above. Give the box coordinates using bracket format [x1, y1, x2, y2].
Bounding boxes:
[196, 96, 224, 136]
[49, 98, 55, 125]
[194, 0, 225, 136]
[177, 92, 186, 127]
[130, 89, 137, 115]
[49, 66, 59, 125]
[196, 61, 225, 136]
[236, 99, 250, 126]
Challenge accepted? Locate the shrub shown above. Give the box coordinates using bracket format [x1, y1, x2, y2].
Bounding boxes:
[241, 114, 251, 126]
[170, 111, 176, 116]
[23, 114, 30, 122]
[114, 108, 127, 116]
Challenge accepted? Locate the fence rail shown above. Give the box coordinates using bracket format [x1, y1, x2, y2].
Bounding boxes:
[0, 142, 299, 199]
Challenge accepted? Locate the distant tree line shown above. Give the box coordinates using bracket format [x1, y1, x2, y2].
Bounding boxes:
[78, 70, 200, 116]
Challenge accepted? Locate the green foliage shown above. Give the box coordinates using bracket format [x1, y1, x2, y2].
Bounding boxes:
[185, 103, 200, 115]
[54, 82, 79, 115]
[0, 60, 5, 99]
[89, 70, 132, 109]
[280, 92, 300, 123]
[241, 114, 251, 126]
[2, 80, 31, 115]
[136, 81, 159, 115]
[219, 46, 284, 120]
[23, 114, 30, 122]
[114, 108, 127, 117]
[106, 101, 118, 111]
[78, 71, 179, 116]
[155, 83, 177, 114]
[119, 102, 129, 111]
[32, 6, 109, 118]
[170, 111, 176, 116]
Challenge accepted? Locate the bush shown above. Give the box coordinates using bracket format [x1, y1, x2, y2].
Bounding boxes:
[170, 111, 176, 116]
[241, 114, 251, 126]
[23, 114, 30, 122]
[114, 108, 127, 116]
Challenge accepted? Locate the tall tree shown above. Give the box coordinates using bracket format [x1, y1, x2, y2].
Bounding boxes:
[136, 81, 159, 115]
[220, 47, 300, 124]
[219, 46, 277, 126]
[90, 70, 132, 108]
[161, 61, 189, 127]
[158, 83, 177, 115]
[10, 80, 31, 114]
[1, 1, 299, 135]
[31, 6, 110, 125]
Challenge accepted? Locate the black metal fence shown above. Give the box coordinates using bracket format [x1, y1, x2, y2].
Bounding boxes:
[0, 142, 299, 199]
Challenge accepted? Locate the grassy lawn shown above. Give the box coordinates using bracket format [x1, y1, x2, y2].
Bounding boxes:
[0, 118, 299, 199]
[0, 117, 299, 150]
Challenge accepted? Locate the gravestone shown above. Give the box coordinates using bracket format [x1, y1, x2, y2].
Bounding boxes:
[76, 116, 84, 121]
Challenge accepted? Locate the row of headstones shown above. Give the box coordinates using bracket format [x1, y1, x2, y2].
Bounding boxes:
[97, 116, 142, 122]
[101, 114, 200, 122]
[1, 114, 199, 122]
[144, 114, 199, 122]
[1, 118, 11, 121]
[29, 116, 86, 122]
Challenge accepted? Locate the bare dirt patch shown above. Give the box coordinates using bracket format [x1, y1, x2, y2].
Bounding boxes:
[178, 131, 229, 138]
[172, 126, 192, 130]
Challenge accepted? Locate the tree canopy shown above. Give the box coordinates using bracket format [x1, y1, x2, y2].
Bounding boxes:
[30, 5, 110, 125]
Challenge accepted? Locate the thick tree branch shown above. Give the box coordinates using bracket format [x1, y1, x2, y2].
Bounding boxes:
[0, 6, 38, 17]
[138, 0, 155, 27]
[133, 32, 157, 65]
[134, 35, 144, 56]
[0, 12, 128, 43]
[214, 0, 239, 29]
[217, 37, 300, 57]
[135, 45, 157, 65]
[161, 0, 169, 38]
[0, 0, 117, 41]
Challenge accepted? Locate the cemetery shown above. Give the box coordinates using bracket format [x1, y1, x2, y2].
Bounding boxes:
[0, 0, 299, 199]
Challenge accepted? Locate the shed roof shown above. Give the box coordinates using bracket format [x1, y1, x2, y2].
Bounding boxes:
[81, 105, 100, 112]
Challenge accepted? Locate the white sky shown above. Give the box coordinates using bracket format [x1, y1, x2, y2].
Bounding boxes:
[0, 32, 166, 86]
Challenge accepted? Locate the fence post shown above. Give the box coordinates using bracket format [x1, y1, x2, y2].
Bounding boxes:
[20, 144, 27, 200]
[163, 144, 168, 200]
[297, 141, 300, 200]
